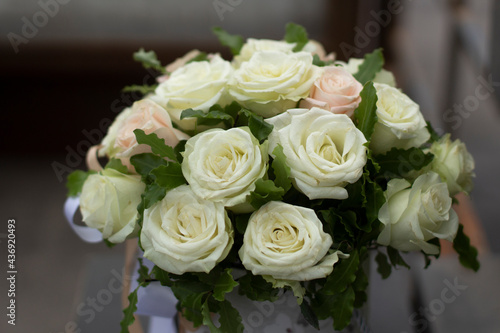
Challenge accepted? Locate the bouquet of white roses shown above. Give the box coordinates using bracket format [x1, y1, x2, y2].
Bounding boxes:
[65, 23, 479, 332]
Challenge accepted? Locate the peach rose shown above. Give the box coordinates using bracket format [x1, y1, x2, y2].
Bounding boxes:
[300, 66, 363, 117]
[100, 99, 189, 171]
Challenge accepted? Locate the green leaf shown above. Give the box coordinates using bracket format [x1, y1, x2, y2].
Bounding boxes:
[353, 48, 384, 85]
[130, 153, 168, 179]
[284, 23, 309, 52]
[354, 81, 378, 141]
[202, 300, 220, 332]
[453, 224, 480, 272]
[271, 144, 292, 192]
[300, 299, 320, 330]
[364, 176, 385, 223]
[238, 273, 280, 302]
[141, 182, 167, 210]
[152, 266, 173, 287]
[375, 147, 434, 176]
[122, 84, 157, 95]
[174, 140, 187, 163]
[150, 163, 186, 190]
[322, 250, 359, 295]
[217, 299, 243, 333]
[120, 287, 139, 333]
[171, 279, 213, 301]
[103, 239, 117, 248]
[387, 246, 410, 269]
[181, 108, 234, 128]
[249, 179, 285, 209]
[332, 286, 355, 331]
[375, 251, 391, 279]
[66, 170, 96, 196]
[426, 121, 441, 143]
[105, 158, 129, 174]
[311, 293, 335, 320]
[238, 109, 273, 142]
[133, 48, 165, 73]
[136, 258, 151, 286]
[312, 54, 333, 67]
[134, 129, 178, 162]
[212, 27, 244, 55]
[213, 269, 239, 301]
[181, 293, 206, 327]
[235, 213, 251, 234]
[186, 52, 209, 64]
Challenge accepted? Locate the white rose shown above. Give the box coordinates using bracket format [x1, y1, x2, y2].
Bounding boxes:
[239, 201, 341, 281]
[228, 50, 322, 118]
[427, 134, 475, 195]
[181, 127, 268, 208]
[151, 54, 233, 130]
[141, 185, 234, 274]
[266, 108, 367, 200]
[99, 100, 189, 164]
[336, 58, 397, 87]
[80, 168, 145, 243]
[233, 39, 295, 67]
[370, 83, 430, 155]
[377, 172, 459, 254]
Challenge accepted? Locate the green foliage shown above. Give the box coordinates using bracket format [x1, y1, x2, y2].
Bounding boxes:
[249, 179, 285, 209]
[186, 52, 209, 64]
[322, 250, 359, 295]
[374, 147, 434, 177]
[105, 158, 129, 174]
[238, 273, 280, 302]
[212, 27, 244, 55]
[331, 286, 355, 331]
[300, 299, 320, 330]
[122, 84, 158, 96]
[130, 153, 168, 179]
[312, 54, 333, 67]
[66, 170, 96, 196]
[213, 269, 239, 301]
[453, 224, 480, 271]
[353, 48, 384, 85]
[238, 109, 274, 142]
[426, 121, 441, 143]
[354, 81, 378, 141]
[284, 23, 308, 52]
[181, 108, 234, 128]
[387, 246, 410, 269]
[120, 287, 140, 333]
[271, 145, 292, 192]
[150, 164, 186, 190]
[375, 251, 391, 279]
[134, 129, 179, 162]
[133, 48, 165, 73]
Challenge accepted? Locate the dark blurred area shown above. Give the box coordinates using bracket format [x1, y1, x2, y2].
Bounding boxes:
[1, 0, 500, 332]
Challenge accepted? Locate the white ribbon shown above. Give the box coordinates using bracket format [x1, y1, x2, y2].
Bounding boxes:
[63, 196, 102, 243]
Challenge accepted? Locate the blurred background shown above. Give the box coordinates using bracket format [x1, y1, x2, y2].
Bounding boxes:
[1, 0, 499, 332]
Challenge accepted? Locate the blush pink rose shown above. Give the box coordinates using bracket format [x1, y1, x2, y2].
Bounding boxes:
[300, 66, 363, 117]
[100, 99, 189, 172]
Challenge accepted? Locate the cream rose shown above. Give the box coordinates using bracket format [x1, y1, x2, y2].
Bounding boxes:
[336, 58, 397, 87]
[228, 50, 322, 118]
[266, 108, 367, 200]
[427, 134, 475, 195]
[299, 66, 363, 117]
[377, 172, 459, 254]
[181, 127, 268, 208]
[233, 39, 295, 67]
[370, 83, 430, 155]
[151, 54, 233, 130]
[79, 168, 145, 243]
[99, 99, 189, 164]
[141, 185, 234, 274]
[239, 201, 341, 281]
